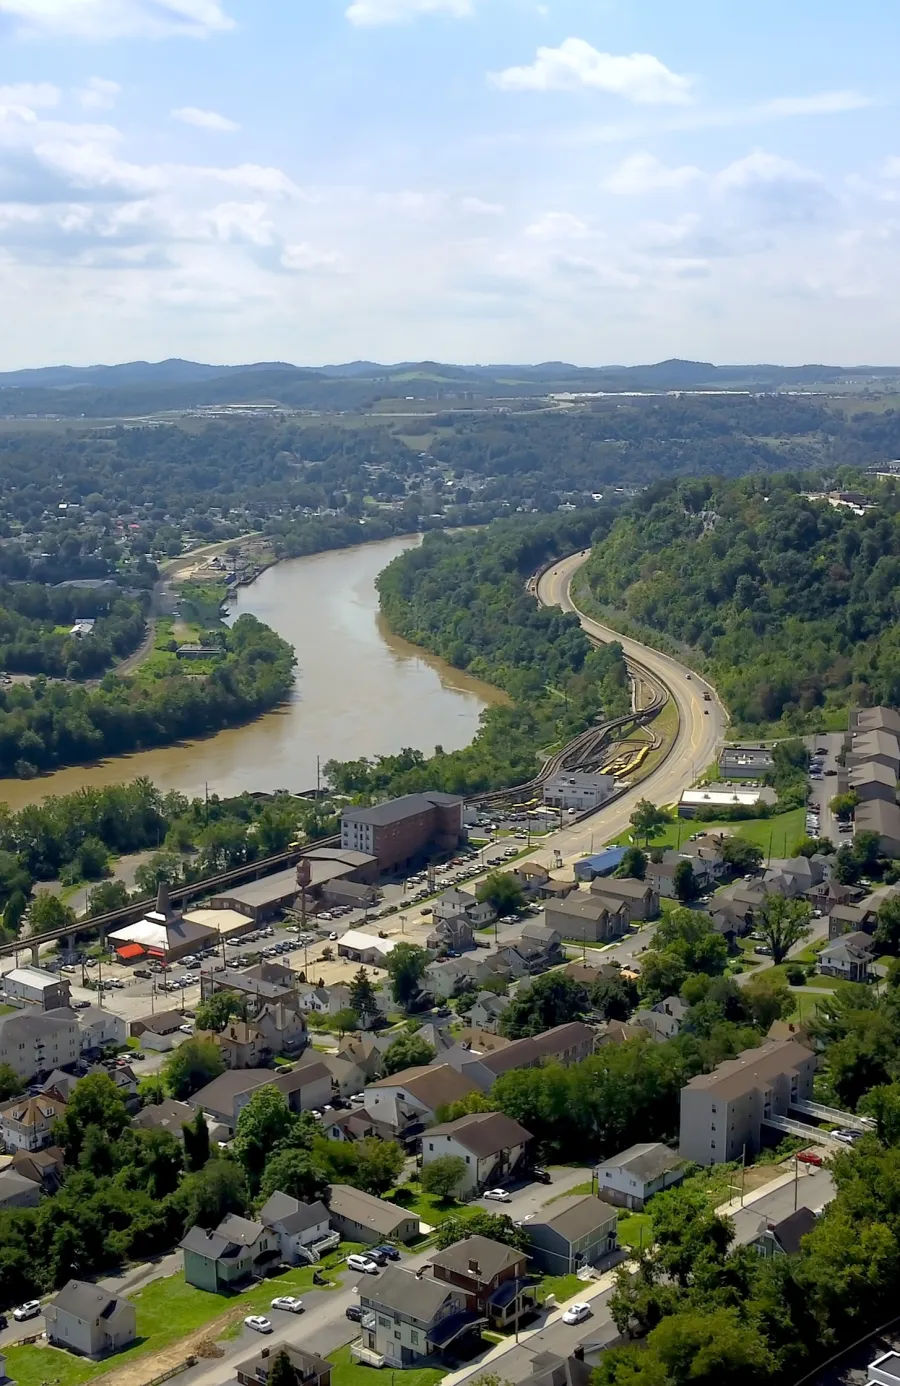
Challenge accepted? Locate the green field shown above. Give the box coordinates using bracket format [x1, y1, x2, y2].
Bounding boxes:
[383, 1183, 479, 1227]
[617, 1211, 653, 1251]
[328, 1345, 444, 1386]
[613, 807, 806, 861]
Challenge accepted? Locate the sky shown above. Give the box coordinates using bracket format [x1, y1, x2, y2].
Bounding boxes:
[1, 0, 900, 368]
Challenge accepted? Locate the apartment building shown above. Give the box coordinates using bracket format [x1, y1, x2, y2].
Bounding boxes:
[679, 1038, 817, 1166]
[340, 793, 464, 874]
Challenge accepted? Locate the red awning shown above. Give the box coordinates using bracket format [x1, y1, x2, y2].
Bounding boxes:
[116, 943, 145, 961]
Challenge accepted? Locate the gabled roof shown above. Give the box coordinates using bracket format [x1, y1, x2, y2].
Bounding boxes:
[476, 1023, 595, 1076]
[342, 792, 462, 826]
[426, 1110, 532, 1157]
[327, 1183, 414, 1234]
[367, 1063, 479, 1110]
[360, 1264, 459, 1322]
[51, 1280, 129, 1322]
[259, 1193, 330, 1234]
[600, 1142, 683, 1183]
[770, 1206, 817, 1254]
[431, 1234, 524, 1284]
[532, 1194, 617, 1242]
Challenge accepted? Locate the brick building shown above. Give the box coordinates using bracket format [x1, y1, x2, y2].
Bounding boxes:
[340, 793, 465, 874]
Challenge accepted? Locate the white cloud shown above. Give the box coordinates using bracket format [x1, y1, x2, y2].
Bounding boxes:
[0, 0, 234, 40]
[882, 157, 900, 179]
[0, 82, 60, 108]
[281, 242, 344, 271]
[758, 90, 871, 118]
[489, 40, 693, 104]
[172, 106, 239, 132]
[76, 77, 121, 110]
[203, 163, 299, 197]
[602, 152, 702, 195]
[460, 196, 504, 215]
[346, 0, 472, 24]
[716, 150, 821, 192]
[525, 211, 589, 239]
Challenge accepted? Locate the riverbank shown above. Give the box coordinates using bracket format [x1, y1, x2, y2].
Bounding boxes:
[0, 535, 502, 811]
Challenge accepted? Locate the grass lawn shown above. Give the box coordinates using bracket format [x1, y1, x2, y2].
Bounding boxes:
[613, 807, 806, 860]
[5, 1261, 349, 1386]
[546, 1180, 593, 1203]
[538, 1273, 585, 1306]
[617, 1212, 653, 1252]
[384, 1184, 478, 1227]
[329, 1345, 444, 1386]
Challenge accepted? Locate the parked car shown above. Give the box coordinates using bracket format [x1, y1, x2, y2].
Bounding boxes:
[562, 1303, 592, 1326]
[271, 1296, 304, 1314]
[13, 1301, 41, 1322]
[366, 1249, 387, 1266]
[372, 1245, 401, 1261]
[244, 1316, 273, 1334]
[347, 1254, 380, 1274]
[346, 1304, 363, 1322]
[797, 1151, 823, 1167]
[483, 1188, 511, 1203]
[531, 1168, 552, 1185]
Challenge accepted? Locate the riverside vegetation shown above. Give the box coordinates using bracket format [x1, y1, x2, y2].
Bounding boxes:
[324, 513, 631, 800]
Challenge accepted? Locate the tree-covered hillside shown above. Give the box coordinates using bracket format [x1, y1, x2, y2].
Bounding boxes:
[583, 475, 900, 732]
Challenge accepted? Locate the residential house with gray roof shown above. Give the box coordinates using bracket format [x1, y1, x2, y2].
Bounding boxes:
[596, 1142, 685, 1210]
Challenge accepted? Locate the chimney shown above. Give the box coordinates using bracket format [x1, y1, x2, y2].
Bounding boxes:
[261, 1349, 270, 1359]
[468, 1260, 480, 1276]
[156, 881, 171, 918]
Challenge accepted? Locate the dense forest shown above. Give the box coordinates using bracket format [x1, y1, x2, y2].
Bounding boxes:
[0, 614, 294, 780]
[325, 512, 630, 799]
[582, 475, 900, 733]
[0, 585, 147, 679]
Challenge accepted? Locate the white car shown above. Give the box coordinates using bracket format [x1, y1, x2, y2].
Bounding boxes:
[562, 1303, 592, 1326]
[244, 1316, 273, 1334]
[347, 1253, 380, 1274]
[179, 1024, 193, 1034]
[271, 1296, 304, 1314]
[13, 1301, 41, 1321]
[483, 1188, 511, 1203]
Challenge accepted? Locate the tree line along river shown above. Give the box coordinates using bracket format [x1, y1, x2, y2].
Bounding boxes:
[0, 535, 506, 812]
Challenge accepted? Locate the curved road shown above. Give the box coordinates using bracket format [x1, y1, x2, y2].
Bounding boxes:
[527, 552, 729, 869]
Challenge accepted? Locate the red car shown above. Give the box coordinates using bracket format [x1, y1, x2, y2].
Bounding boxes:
[797, 1151, 824, 1167]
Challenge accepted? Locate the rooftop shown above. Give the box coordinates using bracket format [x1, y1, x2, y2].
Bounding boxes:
[532, 1194, 618, 1241]
[477, 1023, 595, 1076]
[431, 1234, 524, 1283]
[360, 1264, 457, 1322]
[684, 1038, 813, 1100]
[51, 1280, 128, 1322]
[600, 1142, 683, 1183]
[342, 792, 463, 827]
[5, 966, 64, 990]
[427, 1110, 532, 1157]
[327, 1183, 415, 1234]
[368, 1062, 479, 1109]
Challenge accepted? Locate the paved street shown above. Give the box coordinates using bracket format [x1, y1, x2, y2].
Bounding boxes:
[806, 731, 847, 847]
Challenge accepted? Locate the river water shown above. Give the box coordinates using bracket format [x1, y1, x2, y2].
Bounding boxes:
[0, 535, 505, 811]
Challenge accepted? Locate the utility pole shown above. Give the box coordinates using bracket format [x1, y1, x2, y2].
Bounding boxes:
[794, 1153, 799, 1212]
[740, 1144, 747, 1206]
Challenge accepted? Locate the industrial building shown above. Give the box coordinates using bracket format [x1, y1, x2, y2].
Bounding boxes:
[341, 793, 465, 874]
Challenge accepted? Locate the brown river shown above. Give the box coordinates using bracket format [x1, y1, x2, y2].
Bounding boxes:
[0, 535, 505, 811]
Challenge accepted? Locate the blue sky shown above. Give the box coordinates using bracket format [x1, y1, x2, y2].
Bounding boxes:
[0, 0, 899, 367]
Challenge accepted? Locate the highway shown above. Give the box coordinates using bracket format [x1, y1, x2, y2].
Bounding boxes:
[523, 552, 728, 869]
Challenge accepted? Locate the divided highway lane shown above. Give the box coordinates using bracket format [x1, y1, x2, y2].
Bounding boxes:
[530, 552, 728, 869]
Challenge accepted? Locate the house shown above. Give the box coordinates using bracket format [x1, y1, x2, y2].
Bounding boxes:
[496, 940, 553, 978]
[596, 1142, 685, 1211]
[847, 729, 900, 777]
[818, 932, 876, 983]
[189, 1063, 333, 1134]
[634, 997, 687, 1043]
[849, 761, 899, 804]
[0, 1168, 42, 1209]
[314, 1053, 367, 1099]
[181, 1214, 280, 1291]
[423, 1112, 532, 1197]
[340, 792, 465, 874]
[730, 1206, 818, 1259]
[356, 1266, 474, 1366]
[456, 1028, 511, 1055]
[130, 1011, 188, 1051]
[455, 1023, 596, 1093]
[573, 848, 627, 882]
[236, 1345, 331, 1386]
[326, 1184, 419, 1245]
[806, 879, 862, 917]
[828, 903, 869, 939]
[645, 850, 723, 899]
[3, 966, 70, 1011]
[0, 1093, 67, 1152]
[44, 1281, 136, 1358]
[132, 1098, 196, 1140]
[513, 862, 551, 897]
[868, 1352, 900, 1386]
[426, 954, 512, 1000]
[853, 706, 900, 739]
[427, 918, 476, 953]
[431, 1234, 536, 1328]
[434, 889, 495, 928]
[519, 1353, 595, 1386]
[543, 893, 630, 945]
[527, 1195, 619, 1274]
[336, 1032, 393, 1082]
[519, 921, 564, 956]
[856, 800, 900, 859]
[589, 877, 659, 922]
[364, 1064, 480, 1136]
[71, 1006, 127, 1054]
[467, 991, 511, 1033]
[258, 1193, 337, 1264]
[679, 1038, 817, 1166]
[196, 1021, 272, 1070]
[9, 1145, 64, 1192]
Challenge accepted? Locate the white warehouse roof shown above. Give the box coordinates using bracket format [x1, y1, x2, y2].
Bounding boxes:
[337, 930, 398, 958]
[6, 966, 61, 991]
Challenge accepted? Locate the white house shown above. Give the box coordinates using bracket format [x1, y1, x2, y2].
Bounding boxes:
[45, 1281, 136, 1358]
[73, 1006, 128, 1053]
[0, 1010, 79, 1081]
[422, 1111, 532, 1197]
[258, 1193, 337, 1263]
[4, 967, 70, 1011]
[818, 932, 876, 984]
[434, 889, 495, 928]
[596, 1142, 686, 1211]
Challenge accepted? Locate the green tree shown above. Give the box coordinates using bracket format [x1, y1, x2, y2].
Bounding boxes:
[654, 908, 728, 975]
[233, 1086, 297, 1193]
[28, 889, 76, 935]
[2, 890, 27, 936]
[350, 1137, 405, 1195]
[420, 1155, 467, 1200]
[182, 1110, 211, 1172]
[0, 1064, 24, 1101]
[476, 872, 526, 916]
[195, 990, 248, 1033]
[348, 968, 379, 1024]
[385, 942, 428, 1008]
[756, 893, 812, 965]
[630, 800, 671, 846]
[720, 838, 764, 874]
[86, 879, 129, 917]
[616, 847, 647, 880]
[499, 974, 589, 1039]
[134, 852, 182, 896]
[177, 1158, 249, 1230]
[259, 1148, 330, 1205]
[830, 791, 860, 817]
[268, 1350, 299, 1386]
[382, 1032, 436, 1075]
[591, 974, 639, 1021]
[875, 898, 900, 956]
[649, 1307, 775, 1386]
[673, 860, 700, 903]
[163, 1037, 225, 1100]
[54, 1072, 130, 1162]
[638, 950, 688, 1005]
[859, 1083, 900, 1145]
[332, 1008, 360, 1038]
[742, 971, 793, 1029]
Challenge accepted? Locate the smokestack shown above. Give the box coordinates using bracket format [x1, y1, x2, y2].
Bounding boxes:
[156, 881, 171, 918]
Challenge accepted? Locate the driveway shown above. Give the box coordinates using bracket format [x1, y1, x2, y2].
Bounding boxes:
[472, 1166, 594, 1218]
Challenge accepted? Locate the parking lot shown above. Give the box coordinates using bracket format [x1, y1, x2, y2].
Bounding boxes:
[806, 731, 847, 846]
